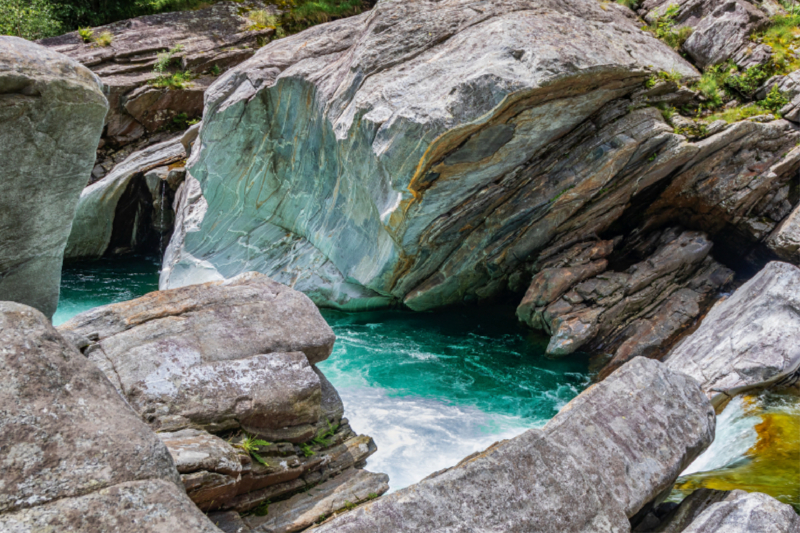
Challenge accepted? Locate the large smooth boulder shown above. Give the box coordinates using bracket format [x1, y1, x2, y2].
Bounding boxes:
[160, 0, 698, 310]
[0, 301, 217, 531]
[313, 357, 714, 532]
[0, 37, 108, 318]
[666, 261, 800, 409]
[58, 272, 336, 439]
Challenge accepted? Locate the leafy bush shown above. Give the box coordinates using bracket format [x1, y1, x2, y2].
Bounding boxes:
[150, 70, 193, 89]
[0, 0, 62, 40]
[758, 84, 790, 113]
[77, 26, 93, 42]
[725, 64, 773, 98]
[646, 4, 693, 50]
[94, 30, 113, 46]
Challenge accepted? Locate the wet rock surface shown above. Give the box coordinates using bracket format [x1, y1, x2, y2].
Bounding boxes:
[0, 301, 218, 531]
[0, 37, 108, 318]
[666, 260, 800, 409]
[312, 357, 714, 533]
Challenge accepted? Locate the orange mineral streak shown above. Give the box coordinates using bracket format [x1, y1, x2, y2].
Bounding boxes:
[672, 392, 800, 512]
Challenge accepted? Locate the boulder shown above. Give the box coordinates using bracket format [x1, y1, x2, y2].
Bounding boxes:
[0, 37, 108, 318]
[39, 1, 275, 147]
[58, 272, 336, 437]
[767, 201, 800, 264]
[666, 261, 800, 409]
[160, 0, 698, 310]
[312, 357, 714, 533]
[0, 301, 217, 531]
[682, 0, 770, 69]
[679, 490, 800, 533]
[65, 135, 186, 259]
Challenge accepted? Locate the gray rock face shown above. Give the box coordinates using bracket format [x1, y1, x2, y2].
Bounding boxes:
[58, 272, 336, 436]
[65, 136, 186, 259]
[0, 479, 220, 533]
[313, 357, 714, 533]
[768, 200, 800, 264]
[39, 1, 275, 148]
[517, 228, 733, 378]
[0, 301, 217, 531]
[666, 261, 800, 408]
[679, 490, 800, 533]
[682, 0, 769, 69]
[0, 37, 108, 318]
[161, 0, 698, 310]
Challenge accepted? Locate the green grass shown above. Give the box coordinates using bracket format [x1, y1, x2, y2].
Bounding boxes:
[277, 0, 366, 33]
[707, 104, 768, 123]
[645, 4, 693, 50]
[150, 70, 193, 89]
[236, 435, 272, 466]
[94, 29, 112, 46]
[757, 14, 800, 74]
[616, 0, 638, 9]
[760, 84, 790, 113]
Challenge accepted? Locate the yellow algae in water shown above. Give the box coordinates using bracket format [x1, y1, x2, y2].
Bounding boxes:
[671, 391, 800, 512]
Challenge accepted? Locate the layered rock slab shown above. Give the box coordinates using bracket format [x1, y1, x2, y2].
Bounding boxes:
[39, 1, 274, 147]
[679, 490, 800, 533]
[0, 301, 217, 531]
[666, 261, 800, 408]
[161, 0, 697, 310]
[313, 357, 714, 532]
[58, 272, 336, 437]
[0, 37, 108, 318]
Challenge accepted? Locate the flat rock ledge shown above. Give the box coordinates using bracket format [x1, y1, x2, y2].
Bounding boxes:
[57, 272, 389, 529]
[666, 261, 800, 409]
[312, 357, 715, 533]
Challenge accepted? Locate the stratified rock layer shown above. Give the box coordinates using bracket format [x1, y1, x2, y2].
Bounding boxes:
[0, 37, 108, 318]
[313, 357, 714, 533]
[666, 261, 800, 408]
[161, 0, 698, 310]
[0, 301, 218, 531]
[679, 490, 800, 533]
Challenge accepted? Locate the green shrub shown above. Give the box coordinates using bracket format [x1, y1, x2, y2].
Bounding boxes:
[616, 0, 639, 9]
[78, 26, 93, 42]
[151, 70, 193, 89]
[758, 84, 790, 113]
[646, 4, 693, 50]
[725, 64, 773, 98]
[94, 29, 113, 46]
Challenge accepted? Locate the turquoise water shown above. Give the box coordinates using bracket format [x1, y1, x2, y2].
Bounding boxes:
[54, 260, 592, 491]
[53, 256, 161, 326]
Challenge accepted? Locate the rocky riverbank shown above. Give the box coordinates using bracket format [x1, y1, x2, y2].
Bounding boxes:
[2, 0, 800, 530]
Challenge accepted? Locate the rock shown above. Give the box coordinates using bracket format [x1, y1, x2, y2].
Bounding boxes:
[209, 511, 252, 533]
[768, 201, 800, 264]
[245, 468, 389, 533]
[161, 0, 698, 310]
[679, 490, 800, 533]
[666, 261, 800, 409]
[633, 488, 741, 532]
[0, 301, 218, 531]
[518, 228, 733, 373]
[58, 272, 336, 436]
[682, 0, 770, 69]
[39, 1, 275, 147]
[65, 135, 186, 259]
[160, 429, 243, 476]
[0, 37, 107, 318]
[313, 357, 713, 533]
[0, 301, 179, 512]
[0, 479, 220, 533]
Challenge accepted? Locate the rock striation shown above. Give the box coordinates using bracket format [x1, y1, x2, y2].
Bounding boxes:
[312, 357, 714, 533]
[0, 301, 218, 532]
[161, 0, 699, 309]
[0, 37, 108, 318]
[666, 260, 800, 409]
[58, 272, 388, 526]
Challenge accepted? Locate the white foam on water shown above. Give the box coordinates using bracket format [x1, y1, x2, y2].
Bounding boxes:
[337, 385, 532, 491]
[682, 395, 759, 476]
